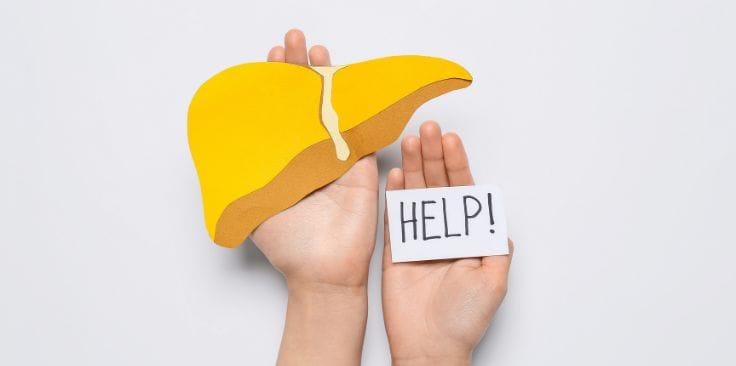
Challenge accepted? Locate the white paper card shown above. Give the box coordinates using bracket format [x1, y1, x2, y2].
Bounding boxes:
[386, 184, 508, 263]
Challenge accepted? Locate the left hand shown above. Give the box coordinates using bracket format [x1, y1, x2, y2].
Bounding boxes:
[381, 121, 514, 365]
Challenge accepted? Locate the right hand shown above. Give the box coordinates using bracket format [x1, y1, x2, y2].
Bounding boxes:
[381, 121, 514, 365]
[251, 29, 379, 291]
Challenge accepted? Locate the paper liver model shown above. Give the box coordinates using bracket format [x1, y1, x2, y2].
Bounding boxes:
[188, 55, 472, 247]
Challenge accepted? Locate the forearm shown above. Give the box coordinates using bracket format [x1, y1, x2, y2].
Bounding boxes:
[277, 280, 368, 366]
[391, 354, 471, 366]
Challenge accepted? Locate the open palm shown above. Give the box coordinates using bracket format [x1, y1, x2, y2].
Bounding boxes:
[382, 121, 513, 363]
[250, 30, 378, 288]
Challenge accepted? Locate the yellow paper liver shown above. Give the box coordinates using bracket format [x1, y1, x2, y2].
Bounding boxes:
[188, 55, 472, 246]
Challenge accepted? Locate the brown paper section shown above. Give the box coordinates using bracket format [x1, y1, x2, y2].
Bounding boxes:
[214, 78, 471, 247]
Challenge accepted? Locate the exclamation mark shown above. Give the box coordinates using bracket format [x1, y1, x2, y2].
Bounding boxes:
[487, 193, 495, 234]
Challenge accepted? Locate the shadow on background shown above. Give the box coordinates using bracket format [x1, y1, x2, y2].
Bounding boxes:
[233, 237, 286, 291]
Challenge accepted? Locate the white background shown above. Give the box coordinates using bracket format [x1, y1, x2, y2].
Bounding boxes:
[1, 0, 735, 364]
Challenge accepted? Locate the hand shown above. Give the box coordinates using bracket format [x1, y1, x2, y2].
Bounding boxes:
[251, 29, 378, 290]
[382, 121, 513, 365]
[250, 29, 377, 366]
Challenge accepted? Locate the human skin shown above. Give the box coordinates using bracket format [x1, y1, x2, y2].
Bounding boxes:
[250, 29, 378, 366]
[251, 29, 511, 365]
[382, 122, 514, 366]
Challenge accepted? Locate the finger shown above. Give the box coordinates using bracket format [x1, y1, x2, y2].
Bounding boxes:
[308, 45, 331, 66]
[401, 136, 426, 189]
[334, 153, 377, 191]
[383, 168, 405, 269]
[442, 132, 474, 186]
[284, 29, 308, 65]
[481, 238, 514, 286]
[419, 121, 449, 187]
[267, 46, 285, 62]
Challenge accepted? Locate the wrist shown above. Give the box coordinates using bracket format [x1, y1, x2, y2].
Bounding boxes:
[285, 279, 368, 332]
[277, 279, 368, 365]
[286, 278, 368, 298]
[391, 353, 472, 366]
[280, 252, 372, 290]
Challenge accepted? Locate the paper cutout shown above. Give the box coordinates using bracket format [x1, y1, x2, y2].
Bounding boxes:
[313, 66, 350, 161]
[188, 55, 473, 247]
[386, 185, 509, 263]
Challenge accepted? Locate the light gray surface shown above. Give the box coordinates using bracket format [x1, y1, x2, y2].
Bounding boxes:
[1, 0, 735, 364]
